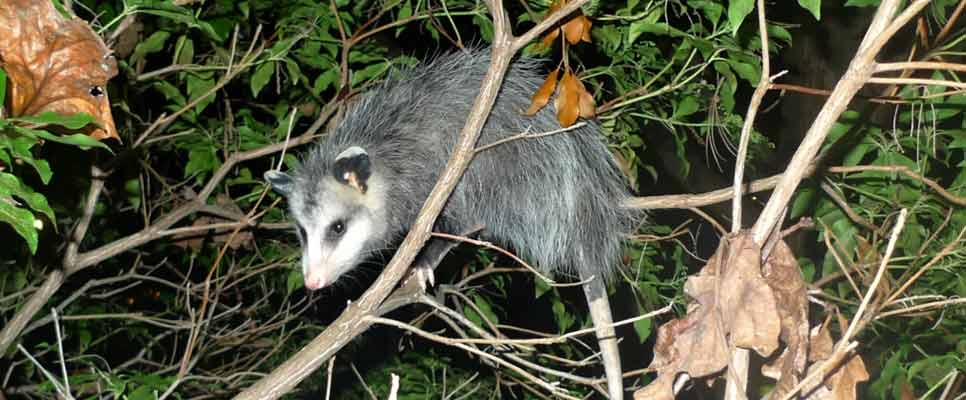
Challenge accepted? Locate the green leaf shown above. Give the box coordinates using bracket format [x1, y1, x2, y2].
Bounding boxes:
[0, 136, 52, 184]
[0, 173, 54, 221]
[767, 25, 793, 46]
[14, 126, 111, 151]
[673, 96, 701, 118]
[286, 269, 303, 295]
[552, 300, 575, 332]
[14, 111, 94, 129]
[726, 59, 760, 84]
[845, 0, 880, 6]
[633, 317, 652, 343]
[396, 1, 412, 37]
[627, 10, 662, 45]
[0, 68, 6, 105]
[714, 61, 738, 111]
[152, 81, 187, 106]
[727, 0, 755, 36]
[312, 69, 340, 96]
[534, 277, 551, 298]
[949, 131, 966, 149]
[790, 187, 817, 219]
[843, 136, 877, 166]
[186, 73, 216, 114]
[629, 22, 689, 41]
[127, 385, 154, 400]
[284, 59, 302, 86]
[127, 1, 222, 41]
[251, 62, 275, 98]
[132, 30, 171, 64]
[472, 294, 499, 325]
[350, 61, 390, 87]
[0, 173, 54, 253]
[689, 0, 725, 25]
[185, 147, 220, 178]
[798, 0, 821, 20]
[0, 197, 37, 253]
[174, 35, 195, 65]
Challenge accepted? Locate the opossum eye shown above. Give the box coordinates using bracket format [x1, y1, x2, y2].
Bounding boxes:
[90, 85, 104, 97]
[328, 220, 346, 237]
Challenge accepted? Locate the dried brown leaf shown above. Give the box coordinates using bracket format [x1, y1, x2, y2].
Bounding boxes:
[803, 351, 869, 400]
[808, 315, 834, 362]
[899, 381, 916, 400]
[580, 15, 592, 43]
[562, 16, 584, 45]
[0, 0, 119, 141]
[525, 67, 559, 115]
[539, 28, 560, 50]
[632, 373, 675, 400]
[762, 240, 811, 397]
[562, 15, 593, 45]
[636, 233, 784, 399]
[555, 70, 580, 127]
[573, 74, 596, 118]
[710, 234, 781, 356]
[537, 0, 564, 50]
[802, 313, 870, 400]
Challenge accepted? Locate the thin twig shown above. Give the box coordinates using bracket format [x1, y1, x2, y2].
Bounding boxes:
[840, 208, 907, 344]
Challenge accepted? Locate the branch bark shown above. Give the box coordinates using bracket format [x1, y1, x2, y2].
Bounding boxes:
[750, 0, 929, 245]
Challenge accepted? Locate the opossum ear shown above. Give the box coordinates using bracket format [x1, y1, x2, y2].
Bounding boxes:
[264, 170, 295, 197]
[333, 146, 371, 194]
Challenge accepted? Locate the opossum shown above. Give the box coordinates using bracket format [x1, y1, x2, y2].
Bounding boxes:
[265, 49, 639, 399]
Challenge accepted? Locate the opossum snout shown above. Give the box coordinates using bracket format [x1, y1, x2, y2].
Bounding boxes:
[304, 271, 328, 290]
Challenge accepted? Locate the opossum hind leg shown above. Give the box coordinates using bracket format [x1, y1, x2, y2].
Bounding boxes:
[405, 239, 451, 290]
[404, 225, 483, 291]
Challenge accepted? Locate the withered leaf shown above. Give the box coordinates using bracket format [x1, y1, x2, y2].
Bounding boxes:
[800, 313, 869, 400]
[808, 315, 834, 363]
[762, 240, 811, 398]
[525, 67, 559, 115]
[0, 0, 119, 141]
[563, 15, 593, 45]
[636, 233, 783, 399]
[538, 0, 564, 50]
[555, 70, 581, 127]
[634, 232, 781, 399]
[688, 233, 781, 357]
[573, 74, 596, 118]
[803, 351, 869, 400]
[579, 15, 592, 42]
[539, 27, 560, 50]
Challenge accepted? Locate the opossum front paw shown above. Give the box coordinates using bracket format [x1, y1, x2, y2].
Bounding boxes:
[406, 264, 435, 291]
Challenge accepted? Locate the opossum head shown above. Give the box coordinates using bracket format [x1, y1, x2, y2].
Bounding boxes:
[265, 146, 388, 290]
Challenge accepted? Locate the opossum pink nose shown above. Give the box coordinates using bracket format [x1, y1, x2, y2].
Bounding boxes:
[304, 273, 326, 290]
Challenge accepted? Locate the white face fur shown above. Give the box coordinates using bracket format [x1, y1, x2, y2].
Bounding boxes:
[289, 175, 388, 290]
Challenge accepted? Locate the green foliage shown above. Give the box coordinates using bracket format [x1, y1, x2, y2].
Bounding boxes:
[345, 351, 499, 398]
[0, 82, 110, 252]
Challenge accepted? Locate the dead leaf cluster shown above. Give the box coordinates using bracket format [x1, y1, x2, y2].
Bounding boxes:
[634, 233, 869, 400]
[525, 0, 596, 127]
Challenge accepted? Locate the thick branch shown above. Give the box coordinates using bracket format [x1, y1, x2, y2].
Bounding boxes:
[750, 0, 928, 244]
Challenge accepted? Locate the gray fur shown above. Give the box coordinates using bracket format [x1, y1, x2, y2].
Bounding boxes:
[273, 48, 640, 282]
